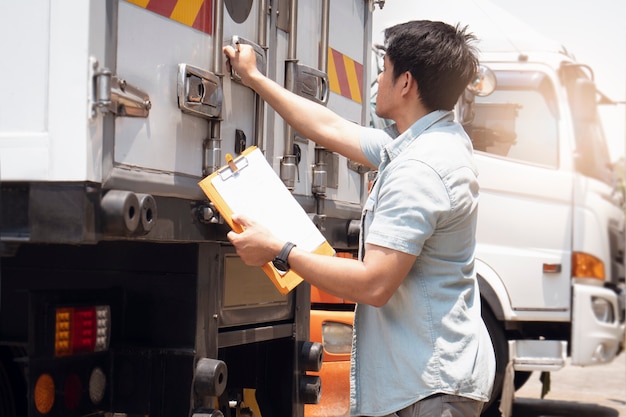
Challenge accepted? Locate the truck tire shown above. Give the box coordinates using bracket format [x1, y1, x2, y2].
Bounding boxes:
[480, 307, 533, 417]
[481, 306, 506, 417]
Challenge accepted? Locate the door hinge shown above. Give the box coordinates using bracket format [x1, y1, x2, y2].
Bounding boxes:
[92, 61, 151, 118]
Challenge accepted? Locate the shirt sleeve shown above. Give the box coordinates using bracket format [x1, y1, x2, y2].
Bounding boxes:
[359, 126, 395, 168]
[365, 158, 451, 256]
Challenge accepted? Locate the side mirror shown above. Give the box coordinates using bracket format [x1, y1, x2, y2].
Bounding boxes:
[458, 65, 497, 126]
[467, 65, 497, 97]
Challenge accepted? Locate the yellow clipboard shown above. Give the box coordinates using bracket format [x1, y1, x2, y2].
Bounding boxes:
[198, 146, 335, 295]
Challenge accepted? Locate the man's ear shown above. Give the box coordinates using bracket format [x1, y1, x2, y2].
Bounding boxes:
[400, 72, 414, 95]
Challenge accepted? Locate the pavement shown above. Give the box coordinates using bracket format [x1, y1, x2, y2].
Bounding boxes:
[512, 351, 626, 416]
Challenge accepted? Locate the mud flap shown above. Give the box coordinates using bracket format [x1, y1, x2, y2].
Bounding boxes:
[498, 360, 514, 417]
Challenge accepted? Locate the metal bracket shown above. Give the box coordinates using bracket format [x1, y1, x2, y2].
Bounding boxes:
[93, 63, 151, 117]
[178, 64, 223, 119]
[276, 0, 290, 31]
[371, 0, 386, 11]
[348, 159, 372, 174]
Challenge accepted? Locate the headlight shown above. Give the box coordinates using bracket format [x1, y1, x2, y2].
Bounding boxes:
[322, 322, 353, 354]
[591, 296, 615, 323]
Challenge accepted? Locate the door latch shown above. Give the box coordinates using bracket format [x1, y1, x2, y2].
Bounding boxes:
[178, 63, 222, 119]
[227, 36, 267, 84]
[291, 64, 329, 105]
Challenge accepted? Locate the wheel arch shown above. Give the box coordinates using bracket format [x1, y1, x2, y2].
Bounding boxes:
[475, 259, 512, 321]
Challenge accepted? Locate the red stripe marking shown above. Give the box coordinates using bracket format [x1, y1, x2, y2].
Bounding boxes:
[192, 0, 213, 34]
[331, 48, 351, 99]
[145, 0, 178, 17]
[354, 60, 364, 101]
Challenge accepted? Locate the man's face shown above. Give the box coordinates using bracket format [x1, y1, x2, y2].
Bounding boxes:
[375, 55, 400, 121]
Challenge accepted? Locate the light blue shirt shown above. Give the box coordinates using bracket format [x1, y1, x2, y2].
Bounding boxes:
[350, 110, 495, 416]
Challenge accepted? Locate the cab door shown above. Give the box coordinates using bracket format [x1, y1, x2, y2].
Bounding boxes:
[470, 65, 573, 318]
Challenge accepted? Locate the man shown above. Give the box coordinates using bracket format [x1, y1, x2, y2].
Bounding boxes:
[223, 20, 495, 417]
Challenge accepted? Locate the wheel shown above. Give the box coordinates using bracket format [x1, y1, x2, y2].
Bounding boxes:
[480, 306, 535, 416]
[481, 306, 506, 417]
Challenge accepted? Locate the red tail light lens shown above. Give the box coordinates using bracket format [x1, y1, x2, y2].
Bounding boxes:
[64, 373, 82, 410]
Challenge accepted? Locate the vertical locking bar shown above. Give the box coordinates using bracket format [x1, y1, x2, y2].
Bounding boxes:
[203, 0, 225, 175]
[281, 0, 299, 191]
[313, 0, 331, 216]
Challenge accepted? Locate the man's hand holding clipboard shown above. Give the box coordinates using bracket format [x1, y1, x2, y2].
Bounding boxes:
[198, 146, 335, 295]
[226, 214, 283, 267]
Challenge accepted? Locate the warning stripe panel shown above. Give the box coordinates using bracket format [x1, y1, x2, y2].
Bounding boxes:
[327, 47, 363, 104]
[126, 0, 213, 35]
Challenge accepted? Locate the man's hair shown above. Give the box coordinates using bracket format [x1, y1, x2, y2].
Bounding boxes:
[383, 20, 479, 111]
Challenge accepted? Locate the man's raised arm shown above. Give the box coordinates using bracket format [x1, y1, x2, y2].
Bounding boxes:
[223, 44, 373, 168]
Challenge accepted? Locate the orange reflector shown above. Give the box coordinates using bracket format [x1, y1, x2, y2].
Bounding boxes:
[542, 263, 562, 273]
[55, 306, 110, 357]
[572, 252, 605, 281]
[34, 374, 55, 414]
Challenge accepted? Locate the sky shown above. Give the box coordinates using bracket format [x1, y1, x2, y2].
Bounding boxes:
[372, 0, 626, 160]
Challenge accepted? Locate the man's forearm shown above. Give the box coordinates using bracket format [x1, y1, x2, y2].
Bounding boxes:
[246, 72, 372, 167]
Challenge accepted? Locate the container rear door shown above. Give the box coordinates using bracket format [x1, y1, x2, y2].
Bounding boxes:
[110, 0, 221, 199]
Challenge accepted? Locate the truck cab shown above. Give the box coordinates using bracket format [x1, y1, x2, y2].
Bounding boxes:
[362, 46, 626, 416]
[461, 51, 625, 414]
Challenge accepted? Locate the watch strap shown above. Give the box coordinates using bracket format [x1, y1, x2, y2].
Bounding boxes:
[273, 241, 296, 271]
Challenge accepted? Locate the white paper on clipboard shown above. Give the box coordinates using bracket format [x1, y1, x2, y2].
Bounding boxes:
[210, 147, 326, 252]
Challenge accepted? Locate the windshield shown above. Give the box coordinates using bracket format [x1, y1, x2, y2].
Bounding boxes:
[467, 70, 559, 168]
[466, 68, 613, 185]
[369, 68, 615, 186]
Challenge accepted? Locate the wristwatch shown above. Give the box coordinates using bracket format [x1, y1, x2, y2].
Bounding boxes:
[272, 242, 296, 272]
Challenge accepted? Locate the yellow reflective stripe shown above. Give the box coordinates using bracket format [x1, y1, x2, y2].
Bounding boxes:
[343, 54, 362, 104]
[171, 0, 205, 27]
[126, 0, 150, 7]
[327, 49, 341, 94]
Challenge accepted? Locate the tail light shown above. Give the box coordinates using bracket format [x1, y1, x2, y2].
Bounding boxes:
[55, 306, 110, 357]
[34, 373, 55, 414]
[33, 367, 108, 415]
[64, 373, 82, 410]
[88, 367, 107, 404]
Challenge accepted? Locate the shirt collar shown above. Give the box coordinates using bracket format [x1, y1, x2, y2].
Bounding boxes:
[382, 110, 453, 162]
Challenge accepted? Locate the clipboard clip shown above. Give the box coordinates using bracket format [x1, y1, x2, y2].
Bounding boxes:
[226, 154, 238, 172]
[219, 153, 249, 180]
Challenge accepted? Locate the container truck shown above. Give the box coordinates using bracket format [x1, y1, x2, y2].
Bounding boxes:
[462, 49, 625, 416]
[0, 0, 380, 416]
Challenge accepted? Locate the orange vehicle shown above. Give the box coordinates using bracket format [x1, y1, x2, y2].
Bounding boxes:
[306, 286, 354, 417]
